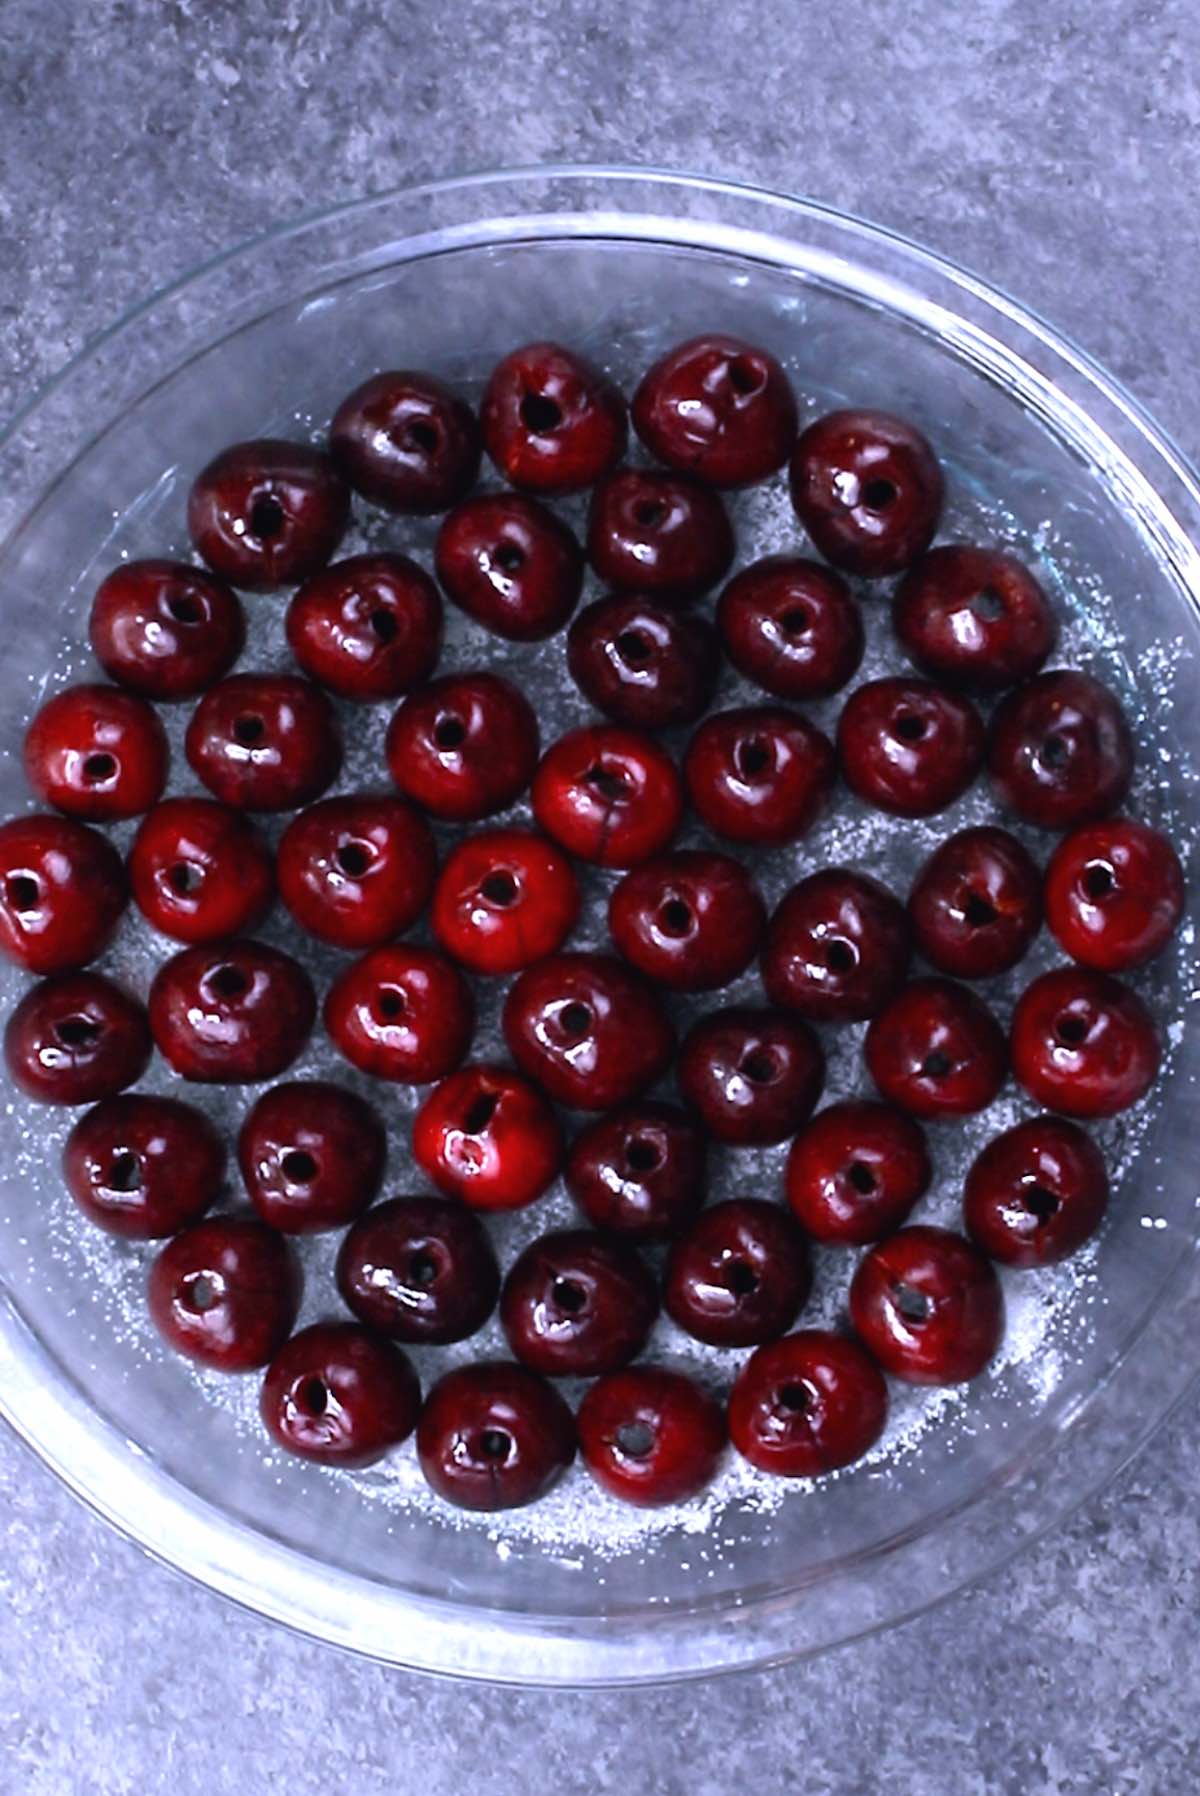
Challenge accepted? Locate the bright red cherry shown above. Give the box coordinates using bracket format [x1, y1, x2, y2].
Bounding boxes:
[417, 1360, 575, 1510]
[431, 828, 579, 975]
[436, 492, 584, 640]
[24, 682, 168, 822]
[0, 814, 126, 974]
[89, 559, 245, 699]
[729, 1331, 888, 1477]
[261, 1323, 420, 1467]
[500, 1228, 658, 1377]
[237, 1079, 386, 1233]
[64, 1093, 224, 1238]
[566, 1101, 706, 1241]
[789, 408, 944, 576]
[185, 672, 341, 812]
[665, 1198, 812, 1347]
[677, 1007, 824, 1145]
[908, 826, 1042, 979]
[276, 795, 435, 951]
[149, 940, 315, 1083]
[608, 850, 765, 991]
[893, 545, 1056, 688]
[286, 552, 443, 700]
[838, 677, 985, 817]
[865, 977, 1007, 1119]
[5, 972, 150, 1104]
[1044, 818, 1185, 971]
[632, 334, 797, 487]
[324, 943, 473, 1084]
[330, 370, 481, 514]
[412, 1063, 563, 1211]
[188, 438, 349, 590]
[336, 1195, 500, 1344]
[785, 1100, 932, 1245]
[149, 1217, 300, 1372]
[566, 593, 720, 730]
[964, 1116, 1109, 1267]
[717, 556, 864, 701]
[386, 671, 539, 823]
[588, 467, 735, 600]
[502, 951, 674, 1111]
[684, 705, 835, 846]
[988, 670, 1133, 829]
[761, 869, 911, 1021]
[849, 1225, 1004, 1385]
[481, 341, 627, 495]
[128, 797, 274, 944]
[1009, 966, 1160, 1118]
[532, 724, 683, 868]
[578, 1366, 726, 1506]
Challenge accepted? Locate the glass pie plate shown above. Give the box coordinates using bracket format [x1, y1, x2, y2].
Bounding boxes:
[0, 167, 1197, 1687]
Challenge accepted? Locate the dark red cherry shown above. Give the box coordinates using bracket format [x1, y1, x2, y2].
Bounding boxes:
[0, 814, 126, 974]
[261, 1322, 420, 1467]
[237, 1079, 386, 1234]
[761, 869, 911, 1021]
[149, 1217, 300, 1372]
[566, 593, 720, 730]
[717, 556, 864, 701]
[187, 438, 349, 590]
[838, 677, 985, 817]
[785, 1100, 932, 1246]
[665, 1198, 811, 1347]
[789, 408, 944, 576]
[964, 1116, 1109, 1267]
[25, 682, 168, 822]
[988, 670, 1133, 829]
[436, 492, 584, 640]
[1044, 818, 1185, 972]
[908, 826, 1042, 979]
[286, 552, 442, 701]
[417, 1360, 575, 1510]
[89, 559, 245, 699]
[849, 1225, 1004, 1385]
[532, 724, 683, 868]
[893, 545, 1056, 688]
[276, 795, 435, 951]
[5, 972, 149, 1104]
[481, 341, 627, 495]
[336, 1195, 500, 1344]
[185, 672, 341, 813]
[386, 672, 539, 823]
[500, 1228, 658, 1377]
[329, 370, 481, 514]
[129, 797, 274, 944]
[149, 940, 315, 1084]
[64, 1093, 224, 1238]
[684, 705, 835, 847]
[566, 1100, 706, 1242]
[578, 1366, 726, 1506]
[729, 1331, 888, 1477]
[608, 850, 765, 992]
[677, 1007, 825, 1146]
[431, 828, 579, 976]
[1010, 966, 1160, 1118]
[632, 333, 797, 488]
[502, 951, 674, 1111]
[412, 1063, 563, 1211]
[324, 943, 473, 1084]
[865, 977, 1007, 1118]
[588, 467, 735, 600]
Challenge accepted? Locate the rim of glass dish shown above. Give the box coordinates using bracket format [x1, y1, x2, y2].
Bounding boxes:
[1, 163, 1199, 1686]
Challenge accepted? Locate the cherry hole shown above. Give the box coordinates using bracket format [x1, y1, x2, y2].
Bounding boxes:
[83, 753, 117, 783]
[894, 1281, 932, 1323]
[1038, 734, 1070, 770]
[434, 715, 467, 751]
[335, 841, 372, 879]
[281, 1149, 318, 1184]
[778, 1381, 813, 1414]
[626, 1136, 662, 1175]
[963, 891, 998, 928]
[480, 870, 519, 907]
[847, 1161, 876, 1195]
[303, 1377, 329, 1416]
[970, 586, 1006, 623]
[1025, 1184, 1061, 1222]
[168, 595, 203, 625]
[615, 1419, 656, 1458]
[658, 897, 693, 937]
[408, 1250, 440, 1288]
[633, 498, 668, 529]
[5, 875, 38, 910]
[463, 1090, 499, 1134]
[210, 965, 249, 1000]
[55, 1014, 101, 1048]
[728, 355, 766, 396]
[742, 1046, 781, 1084]
[479, 1427, 512, 1460]
[519, 393, 563, 435]
[615, 630, 652, 668]
[725, 1258, 759, 1297]
[1083, 862, 1116, 900]
[168, 861, 204, 896]
[494, 541, 525, 574]
[1055, 1013, 1089, 1047]
[233, 715, 265, 746]
[921, 1050, 953, 1079]
[862, 478, 897, 512]
[107, 1150, 142, 1192]
[250, 496, 286, 540]
[585, 762, 632, 803]
[735, 736, 772, 780]
[185, 1273, 217, 1312]
[894, 711, 927, 743]
[369, 607, 398, 644]
[376, 987, 406, 1021]
[552, 1277, 588, 1316]
[560, 1000, 593, 1038]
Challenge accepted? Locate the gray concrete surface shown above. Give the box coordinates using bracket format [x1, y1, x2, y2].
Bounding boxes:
[2, 1, 1199, 1790]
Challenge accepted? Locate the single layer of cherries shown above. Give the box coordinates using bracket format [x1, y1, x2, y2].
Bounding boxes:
[566, 594, 720, 730]
[566, 1100, 706, 1241]
[412, 1062, 563, 1211]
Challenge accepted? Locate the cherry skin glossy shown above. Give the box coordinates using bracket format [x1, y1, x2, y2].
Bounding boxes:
[336, 1195, 500, 1344]
[276, 794, 436, 951]
[578, 1366, 726, 1506]
[386, 672, 539, 823]
[260, 1322, 420, 1468]
[502, 951, 675, 1112]
[431, 828, 579, 976]
[412, 1063, 563, 1211]
[717, 556, 865, 701]
[633, 333, 797, 488]
[762, 868, 911, 1022]
[865, 977, 1008, 1119]
[89, 559, 245, 700]
[684, 704, 835, 847]
[532, 724, 683, 869]
[566, 593, 720, 730]
[566, 1100, 706, 1241]
[329, 369, 481, 514]
[500, 1228, 659, 1377]
[789, 408, 944, 576]
[25, 682, 168, 822]
[323, 943, 474, 1084]
[149, 940, 315, 1084]
[908, 825, 1042, 979]
[608, 850, 766, 992]
[677, 1007, 825, 1146]
[5, 972, 150, 1104]
[286, 552, 443, 701]
[237, 1079, 386, 1234]
[665, 1198, 812, 1348]
[964, 1116, 1109, 1268]
[480, 341, 627, 495]
[188, 438, 349, 590]
[417, 1360, 575, 1511]
[435, 492, 584, 640]
[0, 814, 126, 974]
[185, 672, 341, 813]
[129, 797, 274, 944]
[1009, 966, 1160, 1118]
[785, 1099, 932, 1246]
[149, 1217, 300, 1372]
[1044, 818, 1185, 972]
[837, 677, 985, 817]
[893, 544, 1056, 689]
[64, 1093, 225, 1238]
[588, 467, 735, 600]
[988, 670, 1133, 829]
[729, 1330, 889, 1477]
[849, 1225, 1005, 1385]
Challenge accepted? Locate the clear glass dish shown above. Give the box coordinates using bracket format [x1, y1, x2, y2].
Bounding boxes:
[0, 167, 1197, 1687]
